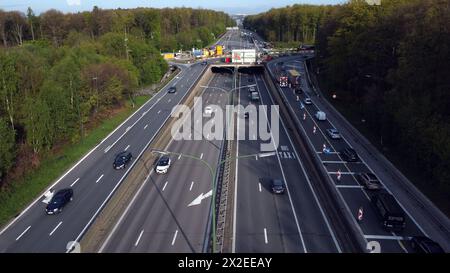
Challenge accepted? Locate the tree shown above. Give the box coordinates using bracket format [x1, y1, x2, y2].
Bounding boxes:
[0, 118, 15, 178]
[0, 52, 18, 129]
[24, 97, 51, 153]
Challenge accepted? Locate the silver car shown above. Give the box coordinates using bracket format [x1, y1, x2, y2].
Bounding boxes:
[326, 128, 341, 139]
[357, 172, 382, 190]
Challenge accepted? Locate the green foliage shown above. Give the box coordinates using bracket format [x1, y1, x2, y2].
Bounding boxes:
[0, 118, 15, 176]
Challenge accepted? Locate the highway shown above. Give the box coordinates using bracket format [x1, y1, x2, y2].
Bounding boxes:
[233, 71, 340, 253]
[266, 56, 450, 252]
[101, 72, 232, 252]
[0, 54, 208, 252]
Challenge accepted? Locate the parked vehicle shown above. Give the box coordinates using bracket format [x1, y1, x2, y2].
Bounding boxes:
[371, 192, 406, 231]
[249, 91, 260, 101]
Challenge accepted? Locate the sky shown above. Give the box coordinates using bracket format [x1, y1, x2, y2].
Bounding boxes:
[0, 0, 345, 15]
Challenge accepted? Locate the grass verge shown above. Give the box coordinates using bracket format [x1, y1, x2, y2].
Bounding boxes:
[0, 95, 150, 227]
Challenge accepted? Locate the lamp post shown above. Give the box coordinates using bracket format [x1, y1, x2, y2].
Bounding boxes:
[150, 149, 275, 252]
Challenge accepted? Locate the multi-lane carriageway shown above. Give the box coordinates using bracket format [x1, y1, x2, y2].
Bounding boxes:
[0, 28, 448, 253]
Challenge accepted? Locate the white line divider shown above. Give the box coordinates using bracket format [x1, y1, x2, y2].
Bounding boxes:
[260, 74, 342, 252]
[264, 228, 268, 244]
[0, 64, 184, 238]
[190, 181, 194, 191]
[16, 226, 31, 241]
[135, 230, 144, 247]
[171, 230, 178, 245]
[96, 65, 208, 253]
[162, 181, 168, 192]
[49, 221, 63, 236]
[364, 235, 408, 241]
[335, 185, 363, 189]
[95, 174, 104, 183]
[70, 178, 80, 187]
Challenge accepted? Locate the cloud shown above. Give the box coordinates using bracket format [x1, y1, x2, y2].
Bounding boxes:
[66, 0, 81, 6]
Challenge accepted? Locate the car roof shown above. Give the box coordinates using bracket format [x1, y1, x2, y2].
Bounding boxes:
[272, 179, 283, 185]
[160, 155, 170, 160]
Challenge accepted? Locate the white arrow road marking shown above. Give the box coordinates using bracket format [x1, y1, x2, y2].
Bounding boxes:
[188, 190, 213, 207]
[49, 221, 62, 236]
[16, 226, 31, 241]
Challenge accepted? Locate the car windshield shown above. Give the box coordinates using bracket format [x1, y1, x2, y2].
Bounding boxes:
[273, 180, 283, 187]
[158, 157, 169, 166]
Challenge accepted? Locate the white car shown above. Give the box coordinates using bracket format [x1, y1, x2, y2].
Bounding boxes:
[155, 156, 171, 174]
[204, 106, 213, 116]
[304, 98, 312, 105]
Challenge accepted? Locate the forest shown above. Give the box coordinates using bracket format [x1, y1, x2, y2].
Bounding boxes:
[0, 7, 234, 187]
[244, 0, 450, 204]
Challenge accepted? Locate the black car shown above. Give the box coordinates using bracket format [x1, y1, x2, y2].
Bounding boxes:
[271, 179, 285, 194]
[168, 86, 177, 93]
[46, 188, 73, 215]
[357, 172, 382, 190]
[295, 87, 303, 94]
[113, 151, 132, 169]
[410, 236, 445, 253]
[371, 192, 406, 231]
[340, 147, 359, 162]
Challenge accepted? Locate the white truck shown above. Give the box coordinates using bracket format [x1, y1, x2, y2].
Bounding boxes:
[315, 111, 326, 121]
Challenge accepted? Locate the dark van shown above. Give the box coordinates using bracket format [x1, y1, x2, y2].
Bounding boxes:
[371, 192, 406, 231]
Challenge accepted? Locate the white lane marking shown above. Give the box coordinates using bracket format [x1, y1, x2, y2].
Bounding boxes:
[364, 235, 408, 241]
[256, 75, 307, 252]
[233, 72, 242, 253]
[264, 228, 268, 244]
[178, 154, 182, 160]
[144, 124, 148, 130]
[328, 171, 355, 175]
[126, 126, 131, 132]
[171, 230, 178, 245]
[0, 65, 181, 239]
[317, 151, 339, 154]
[95, 66, 208, 253]
[49, 221, 63, 236]
[135, 230, 144, 246]
[95, 174, 104, 183]
[16, 226, 31, 241]
[162, 181, 168, 191]
[157, 110, 161, 114]
[168, 99, 171, 103]
[190, 181, 194, 191]
[258, 183, 262, 192]
[200, 153, 203, 159]
[336, 185, 363, 189]
[124, 145, 130, 151]
[104, 145, 111, 153]
[70, 178, 80, 187]
[322, 160, 346, 164]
